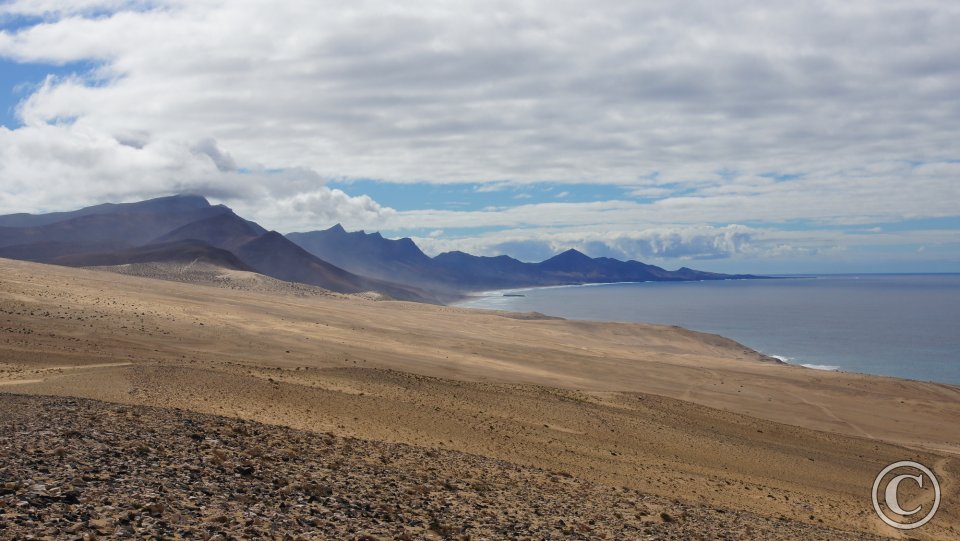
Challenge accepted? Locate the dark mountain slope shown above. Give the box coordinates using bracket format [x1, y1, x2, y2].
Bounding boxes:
[0, 241, 129, 263]
[237, 232, 435, 302]
[153, 211, 263, 251]
[0, 194, 217, 228]
[430, 251, 541, 289]
[0, 197, 437, 302]
[152, 213, 437, 302]
[537, 249, 596, 272]
[287, 226, 448, 288]
[537, 250, 667, 282]
[0, 196, 232, 251]
[290, 225, 764, 292]
[51, 239, 254, 270]
[0, 195, 761, 300]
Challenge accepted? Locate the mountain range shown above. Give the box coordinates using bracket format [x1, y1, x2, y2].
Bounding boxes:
[0, 195, 762, 302]
[287, 225, 759, 291]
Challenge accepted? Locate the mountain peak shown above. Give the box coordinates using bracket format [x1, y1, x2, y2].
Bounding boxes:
[536, 248, 597, 273]
[140, 194, 212, 212]
[0, 194, 759, 297]
[170, 193, 211, 204]
[547, 248, 591, 262]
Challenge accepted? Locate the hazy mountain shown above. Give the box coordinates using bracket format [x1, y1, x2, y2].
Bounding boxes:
[0, 196, 761, 302]
[0, 196, 435, 302]
[286, 226, 449, 289]
[152, 212, 432, 300]
[430, 251, 541, 289]
[537, 250, 666, 282]
[289, 225, 762, 292]
[235, 232, 434, 302]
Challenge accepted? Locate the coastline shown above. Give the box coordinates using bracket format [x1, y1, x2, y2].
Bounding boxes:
[2, 258, 959, 539]
[452, 274, 796, 304]
[453, 275, 960, 386]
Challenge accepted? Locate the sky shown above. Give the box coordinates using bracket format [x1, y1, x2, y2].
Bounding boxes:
[0, 1, 958, 273]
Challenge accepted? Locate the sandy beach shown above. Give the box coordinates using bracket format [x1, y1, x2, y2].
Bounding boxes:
[1, 258, 958, 540]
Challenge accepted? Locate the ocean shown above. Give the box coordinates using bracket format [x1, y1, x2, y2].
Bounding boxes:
[457, 274, 960, 385]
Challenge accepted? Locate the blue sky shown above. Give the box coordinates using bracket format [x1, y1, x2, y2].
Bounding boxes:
[0, 59, 36, 125]
[0, 13, 43, 124]
[328, 180, 634, 212]
[0, 1, 958, 273]
[0, 58, 97, 127]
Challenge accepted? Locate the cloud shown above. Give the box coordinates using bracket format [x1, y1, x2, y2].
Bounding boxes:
[1, 1, 958, 187]
[381, 162, 960, 231]
[0, 122, 393, 231]
[0, 1, 957, 270]
[473, 182, 514, 193]
[253, 189, 396, 232]
[628, 187, 676, 199]
[410, 223, 960, 266]
[192, 137, 236, 172]
[414, 225, 765, 261]
[0, 1, 150, 17]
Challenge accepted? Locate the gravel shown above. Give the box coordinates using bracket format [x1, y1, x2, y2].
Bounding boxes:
[0, 394, 887, 540]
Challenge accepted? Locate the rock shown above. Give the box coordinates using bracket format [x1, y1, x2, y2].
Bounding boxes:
[0, 395, 887, 541]
[147, 502, 165, 516]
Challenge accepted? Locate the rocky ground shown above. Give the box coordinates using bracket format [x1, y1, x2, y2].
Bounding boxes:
[0, 394, 888, 541]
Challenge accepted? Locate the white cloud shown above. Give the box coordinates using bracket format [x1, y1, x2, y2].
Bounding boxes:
[0, 0, 147, 17]
[410, 224, 960, 266]
[0, 1, 958, 269]
[410, 224, 783, 263]
[628, 187, 676, 199]
[0, 123, 393, 231]
[2, 1, 959, 187]
[380, 162, 960, 231]
[248, 189, 396, 232]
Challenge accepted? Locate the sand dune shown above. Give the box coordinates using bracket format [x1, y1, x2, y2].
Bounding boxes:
[1, 257, 958, 539]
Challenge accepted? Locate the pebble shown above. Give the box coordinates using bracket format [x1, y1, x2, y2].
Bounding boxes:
[0, 395, 884, 540]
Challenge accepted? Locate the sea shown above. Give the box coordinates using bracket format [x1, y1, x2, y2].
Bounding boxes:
[456, 274, 960, 386]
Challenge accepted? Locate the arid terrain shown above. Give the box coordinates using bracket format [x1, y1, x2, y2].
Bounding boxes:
[1, 257, 958, 540]
[1, 394, 891, 540]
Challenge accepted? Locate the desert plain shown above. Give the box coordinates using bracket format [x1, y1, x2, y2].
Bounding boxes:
[1, 257, 958, 540]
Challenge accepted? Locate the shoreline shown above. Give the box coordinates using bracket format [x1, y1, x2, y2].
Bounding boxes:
[2, 258, 959, 538]
[451, 273, 960, 387]
[454, 272, 960, 301]
[453, 276, 788, 301]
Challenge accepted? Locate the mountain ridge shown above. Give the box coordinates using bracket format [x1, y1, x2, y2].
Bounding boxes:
[0, 197, 436, 303]
[0, 195, 764, 302]
[287, 224, 764, 292]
